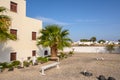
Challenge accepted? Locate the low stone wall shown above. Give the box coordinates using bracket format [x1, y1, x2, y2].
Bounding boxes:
[63, 46, 120, 53]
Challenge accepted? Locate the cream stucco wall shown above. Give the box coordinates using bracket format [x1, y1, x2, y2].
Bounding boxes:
[0, 0, 47, 62]
[0, 0, 26, 17]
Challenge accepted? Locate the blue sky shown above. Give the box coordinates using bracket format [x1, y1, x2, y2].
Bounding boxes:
[26, 0, 120, 41]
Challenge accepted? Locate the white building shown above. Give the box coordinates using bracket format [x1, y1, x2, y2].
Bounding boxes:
[78, 41, 94, 46]
[0, 0, 50, 62]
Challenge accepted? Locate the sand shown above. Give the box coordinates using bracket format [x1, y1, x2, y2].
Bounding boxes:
[0, 53, 120, 80]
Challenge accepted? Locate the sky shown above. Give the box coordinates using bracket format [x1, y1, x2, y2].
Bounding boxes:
[26, 0, 120, 41]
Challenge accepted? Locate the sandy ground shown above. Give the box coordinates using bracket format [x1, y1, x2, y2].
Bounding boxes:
[0, 53, 120, 80]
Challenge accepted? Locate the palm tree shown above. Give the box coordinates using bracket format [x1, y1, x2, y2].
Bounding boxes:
[0, 7, 11, 31]
[37, 24, 72, 57]
[0, 7, 16, 42]
[0, 29, 16, 42]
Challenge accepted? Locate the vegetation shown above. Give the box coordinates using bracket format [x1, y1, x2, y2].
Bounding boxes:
[7, 63, 14, 71]
[0, 6, 16, 42]
[98, 39, 106, 44]
[80, 39, 90, 42]
[80, 37, 97, 42]
[68, 50, 74, 56]
[58, 52, 68, 59]
[118, 39, 120, 42]
[0, 60, 21, 72]
[23, 61, 30, 67]
[11, 60, 21, 67]
[106, 44, 115, 53]
[118, 39, 120, 44]
[0, 62, 8, 69]
[37, 24, 72, 57]
[90, 36, 97, 42]
[37, 57, 48, 63]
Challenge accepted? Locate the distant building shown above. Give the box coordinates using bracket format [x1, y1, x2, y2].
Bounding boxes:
[78, 41, 94, 46]
[0, 0, 50, 62]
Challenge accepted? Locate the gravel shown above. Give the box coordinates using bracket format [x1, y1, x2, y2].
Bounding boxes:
[0, 53, 120, 80]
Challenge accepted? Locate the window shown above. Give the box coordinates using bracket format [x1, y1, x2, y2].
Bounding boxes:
[32, 50, 36, 56]
[10, 1, 17, 12]
[32, 32, 36, 40]
[10, 29, 17, 39]
[10, 52, 16, 61]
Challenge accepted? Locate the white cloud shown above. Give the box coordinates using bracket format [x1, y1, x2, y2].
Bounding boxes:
[35, 16, 69, 26]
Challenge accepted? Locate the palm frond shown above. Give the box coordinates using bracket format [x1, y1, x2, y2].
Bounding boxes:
[0, 7, 6, 12]
[0, 30, 16, 42]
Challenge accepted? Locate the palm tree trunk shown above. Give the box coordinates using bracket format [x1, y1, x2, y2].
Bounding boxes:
[51, 44, 57, 57]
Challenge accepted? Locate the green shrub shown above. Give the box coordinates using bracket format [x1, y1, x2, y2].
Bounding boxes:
[7, 63, 14, 71]
[0, 62, 9, 69]
[37, 57, 48, 63]
[29, 60, 33, 65]
[23, 61, 30, 67]
[36, 57, 42, 63]
[7, 63, 13, 68]
[59, 52, 67, 59]
[41, 57, 48, 63]
[106, 44, 115, 53]
[68, 51, 74, 56]
[11, 60, 21, 67]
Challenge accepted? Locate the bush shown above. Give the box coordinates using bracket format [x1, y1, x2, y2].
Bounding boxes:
[106, 44, 115, 53]
[36, 57, 42, 63]
[23, 61, 30, 67]
[7, 63, 13, 68]
[7, 63, 14, 71]
[11, 60, 21, 67]
[59, 52, 67, 59]
[68, 51, 74, 56]
[0, 62, 9, 69]
[37, 57, 48, 64]
[29, 60, 33, 65]
[41, 57, 48, 63]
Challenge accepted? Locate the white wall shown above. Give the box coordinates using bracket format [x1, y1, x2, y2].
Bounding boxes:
[63, 46, 120, 53]
[37, 46, 50, 57]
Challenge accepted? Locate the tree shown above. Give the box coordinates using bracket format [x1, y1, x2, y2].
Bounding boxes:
[0, 7, 16, 42]
[98, 39, 105, 44]
[106, 44, 115, 53]
[90, 37, 96, 42]
[37, 24, 72, 57]
[0, 7, 11, 31]
[80, 39, 90, 42]
[118, 39, 120, 44]
[118, 39, 120, 48]
[0, 29, 16, 42]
